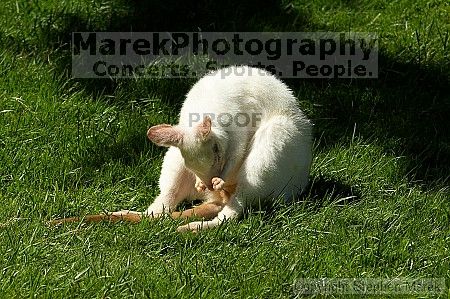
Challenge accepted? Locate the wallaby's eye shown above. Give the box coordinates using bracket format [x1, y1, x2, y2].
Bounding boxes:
[212, 143, 219, 154]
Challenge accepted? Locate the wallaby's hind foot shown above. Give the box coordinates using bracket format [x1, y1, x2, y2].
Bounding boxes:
[171, 201, 224, 220]
[176, 187, 237, 233]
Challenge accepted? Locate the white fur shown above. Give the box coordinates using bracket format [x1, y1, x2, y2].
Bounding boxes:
[146, 66, 312, 231]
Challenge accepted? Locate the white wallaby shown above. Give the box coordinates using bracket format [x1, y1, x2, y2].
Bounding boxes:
[145, 66, 312, 232]
[51, 66, 312, 232]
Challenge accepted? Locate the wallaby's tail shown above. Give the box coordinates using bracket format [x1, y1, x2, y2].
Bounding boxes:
[48, 210, 143, 226]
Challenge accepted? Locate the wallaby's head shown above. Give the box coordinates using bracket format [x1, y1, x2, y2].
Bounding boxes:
[147, 116, 226, 188]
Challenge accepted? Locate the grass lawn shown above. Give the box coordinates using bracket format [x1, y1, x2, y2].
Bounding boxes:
[0, 0, 449, 298]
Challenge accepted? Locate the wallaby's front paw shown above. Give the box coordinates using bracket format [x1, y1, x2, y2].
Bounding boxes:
[195, 179, 207, 193]
[211, 177, 225, 191]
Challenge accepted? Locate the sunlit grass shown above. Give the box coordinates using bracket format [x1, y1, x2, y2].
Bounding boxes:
[0, 0, 449, 298]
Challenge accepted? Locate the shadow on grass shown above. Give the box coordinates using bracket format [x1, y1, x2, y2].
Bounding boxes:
[304, 175, 360, 206]
[258, 175, 361, 221]
[286, 56, 450, 185]
[10, 0, 307, 99]
[76, 129, 154, 170]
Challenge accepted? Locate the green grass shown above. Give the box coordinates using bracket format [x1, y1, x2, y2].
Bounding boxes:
[0, 0, 449, 298]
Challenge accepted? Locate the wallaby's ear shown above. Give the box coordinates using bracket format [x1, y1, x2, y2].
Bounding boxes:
[147, 124, 183, 147]
[197, 116, 211, 140]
